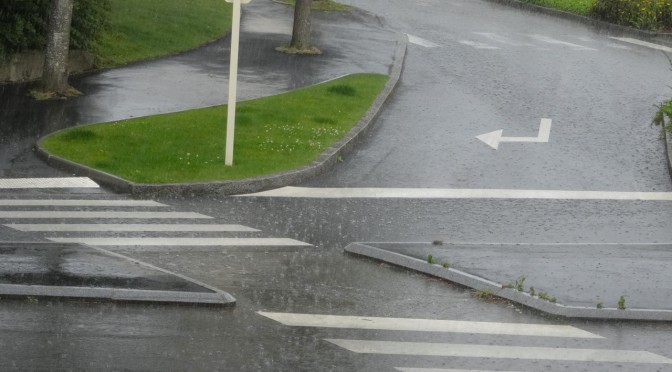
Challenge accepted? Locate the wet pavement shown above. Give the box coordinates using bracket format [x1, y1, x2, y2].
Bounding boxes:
[0, 0, 398, 178]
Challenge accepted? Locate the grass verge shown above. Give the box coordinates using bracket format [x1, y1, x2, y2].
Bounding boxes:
[95, 0, 232, 68]
[42, 74, 388, 183]
[522, 0, 592, 15]
[279, 0, 349, 11]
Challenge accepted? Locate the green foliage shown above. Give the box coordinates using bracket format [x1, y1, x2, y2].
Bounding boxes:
[522, 0, 593, 15]
[472, 289, 495, 300]
[597, 302, 604, 309]
[441, 261, 450, 268]
[529, 286, 536, 296]
[653, 98, 672, 133]
[427, 254, 437, 264]
[591, 0, 672, 30]
[618, 295, 626, 310]
[0, 0, 110, 56]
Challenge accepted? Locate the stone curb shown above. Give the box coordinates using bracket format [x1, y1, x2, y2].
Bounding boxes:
[35, 34, 408, 198]
[0, 242, 236, 306]
[484, 0, 672, 47]
[662, 127, 672, 182]
[344, 242, 672, 322]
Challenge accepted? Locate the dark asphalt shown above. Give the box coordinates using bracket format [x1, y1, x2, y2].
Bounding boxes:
[2, 0, 672, 369]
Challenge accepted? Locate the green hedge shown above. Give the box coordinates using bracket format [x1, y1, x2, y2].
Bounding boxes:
[0, 0, 110, 56]
[591, 0, 672, 30]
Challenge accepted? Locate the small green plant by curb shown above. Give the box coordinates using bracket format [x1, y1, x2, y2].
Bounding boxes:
[427, 254, 436, 264]
[538, 291, 557, 303]
[472, 289, 495, 301]
[618, 295, 626, 310]
[432, 240, 443, 246]
[26, 296, 39, 304]
[529, 286, 535, 297]
[597, 302, 604, 309]
[441, 261, 450, 268]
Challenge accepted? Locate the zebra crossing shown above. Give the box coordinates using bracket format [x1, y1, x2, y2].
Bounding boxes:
[408, 31, 670, 54]
[258, 312, 672, 370]
[0, 178, 312, 249]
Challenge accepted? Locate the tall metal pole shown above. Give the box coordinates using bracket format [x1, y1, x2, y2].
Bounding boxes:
[225, 0, 249, 166]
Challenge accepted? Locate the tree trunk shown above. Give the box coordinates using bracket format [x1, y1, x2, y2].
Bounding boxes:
[42, 0, 75, 94]
[290, 0, 312, 50]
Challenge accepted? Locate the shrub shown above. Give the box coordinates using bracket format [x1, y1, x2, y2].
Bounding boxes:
[0, 0, 110, 56]
[591, 0, 672, 31]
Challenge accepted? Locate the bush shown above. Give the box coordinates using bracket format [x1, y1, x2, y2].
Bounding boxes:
[0, 0, 110, 56]
[591, 0, 672, 31]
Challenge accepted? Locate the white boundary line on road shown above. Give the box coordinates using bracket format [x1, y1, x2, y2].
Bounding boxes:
[257, 312, 602, 338]
[609, 37, 672, 52]
[240, 187, 672, 201]
[395, 369, 526, 372]
[0, 178, 98, 189]
[326, 339, 672, 364]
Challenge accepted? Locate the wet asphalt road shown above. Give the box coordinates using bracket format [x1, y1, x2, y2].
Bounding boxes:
[3, 0, 672, 370]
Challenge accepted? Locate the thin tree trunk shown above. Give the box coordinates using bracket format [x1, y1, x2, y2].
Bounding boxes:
[42, 0, 74, 94]
[290, 0, 312, 50]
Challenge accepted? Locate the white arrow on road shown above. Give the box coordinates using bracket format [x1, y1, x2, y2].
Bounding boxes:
[477, 118, 552, 150]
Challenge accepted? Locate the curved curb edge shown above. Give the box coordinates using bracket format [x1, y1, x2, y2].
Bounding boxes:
[35, 34, 408, 198]
[344, 242, 672, 322]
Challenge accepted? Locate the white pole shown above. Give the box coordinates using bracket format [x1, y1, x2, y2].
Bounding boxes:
[225, 0, 242, 166]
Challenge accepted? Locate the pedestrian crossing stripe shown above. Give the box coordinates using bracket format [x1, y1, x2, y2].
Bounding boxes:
[0, 199, 165, 207]
[326, 339, 672, 364]
[257, 312, 601, 339]
[48, 237, 312, 246]
[5, 224, 258, 232]
[0, 177, 98, 189]
[0, 211, 211, 219]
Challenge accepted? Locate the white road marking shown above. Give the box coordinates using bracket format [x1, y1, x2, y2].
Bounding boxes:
[396, 369, 525, 372]
[0, 211, 212, 219]
[48, 237, 312, 246]
[326, 340, 672, 364]
[407, 34, 440, 48]
[473, 32, 532, 47]
[476, 118, 551, 150]
[609, 37, 672, 52]
[530, 35, 597, 51]
[257, 312, 602, 338]
[5, 224, 258, 232]
[0, 177, 98, 189]
[0, 199, 165, 207]
[459, 40, 500, 50]
[240, 187, 672, 201]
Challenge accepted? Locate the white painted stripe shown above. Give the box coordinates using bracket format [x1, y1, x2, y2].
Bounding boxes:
[609, 37, 672, 52]
[0, 211, 211, 219]
[396, 369, 525, 372]
[459, 40, 500, 50]
[48, 237, 312, 246]
[407, 34, 440, 48]
[257, 312, 602, 338]
[326, 340, 672, 364]
[5, 224, 258, 232]
[473, 32, 533, 47]
[530, 35, 597, 51]
[241, 187, 672, 201]
[0, 199, 165, 207]
[0, 178, 98, 189]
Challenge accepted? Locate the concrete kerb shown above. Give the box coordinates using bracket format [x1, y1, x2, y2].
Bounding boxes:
[34, 34, 408, 198]
[0, 242, 236, 306]
[484, 0, 672, 47]
[344, 242, 672, 322]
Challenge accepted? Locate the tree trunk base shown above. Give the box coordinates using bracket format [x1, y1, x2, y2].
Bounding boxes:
[30, 85, 82, 100]
[275, 46, 322, 55]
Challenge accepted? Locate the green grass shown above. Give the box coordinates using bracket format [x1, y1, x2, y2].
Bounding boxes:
[523, 0, 593, 15]
[281, 0, 349, 11]
[42, 74, 388, 183]
[95, 0, 232, 67]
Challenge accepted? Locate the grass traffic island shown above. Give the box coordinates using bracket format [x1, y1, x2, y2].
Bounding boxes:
[41, 74, 388, 184]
